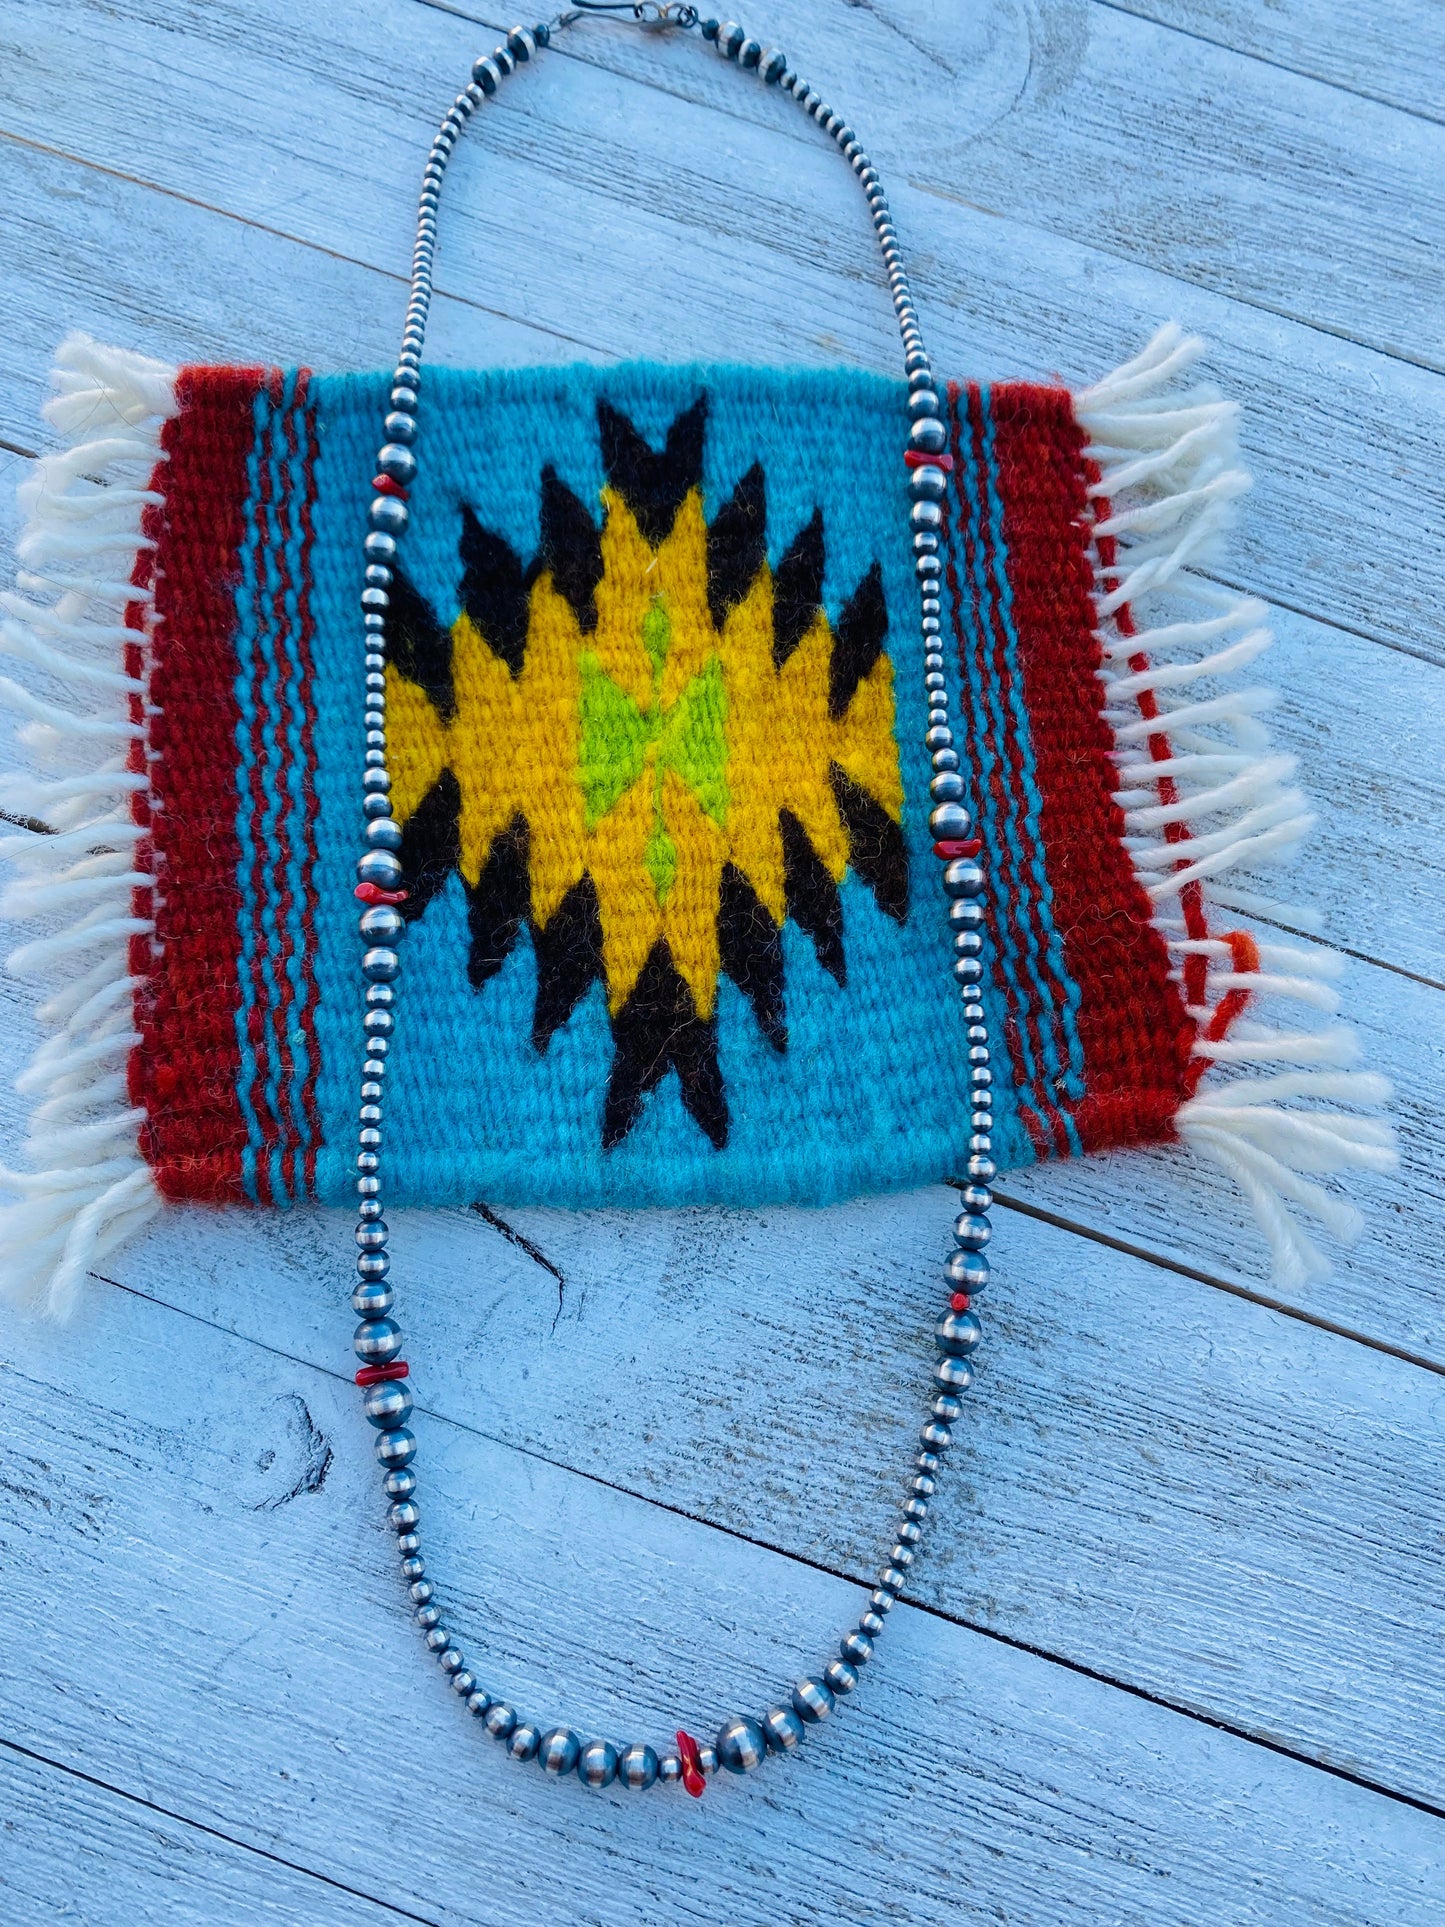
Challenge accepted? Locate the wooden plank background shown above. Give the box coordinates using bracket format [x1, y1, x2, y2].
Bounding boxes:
[1, 2, 1441, 1921]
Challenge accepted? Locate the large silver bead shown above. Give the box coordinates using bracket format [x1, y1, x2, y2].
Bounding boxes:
[354, 1316, 402, 1362]
[909, 416, 947, 453]
[375, 443, 417, 485]
[929, 771, 965, 803]
[909, 464, 948, 501]
[357, 849, 403, 891]
[791, 1677, 835, 1724]
[363, 1381, 412, 1428]
[841, 1629, 875, 1665]
[967, 1154, 999, 1183]
[577, 1738, 619, 1788]
[929, 802, 972, 840]
[953, 1210, 991, 1248]
[370, 496, 409, 535]
[715, 1717, 767, 1773]
[762, 1705, 805, 1753]
[616, 1743, 659, 1790]
[937, 1308, 982, 1354]
[352, 1279, 393, 1317]
[366, 817, 403, 850]
[946, 1249, 990, 1292]
[537, 1727, 581, 1777]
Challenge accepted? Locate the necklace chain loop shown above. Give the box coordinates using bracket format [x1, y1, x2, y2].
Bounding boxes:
[347, 13, 996, 1794]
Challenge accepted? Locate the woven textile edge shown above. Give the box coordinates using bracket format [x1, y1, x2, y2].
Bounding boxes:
[0, 334, 178, 1317]
[1074, 324, 1396, 1287]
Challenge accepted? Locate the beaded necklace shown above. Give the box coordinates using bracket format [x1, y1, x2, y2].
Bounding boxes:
[347, 2, 994, 1795]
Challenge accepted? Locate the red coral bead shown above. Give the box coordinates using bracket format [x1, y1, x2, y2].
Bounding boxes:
[355, 1361, 409, 1385]
[950, 1293, 971, 1313]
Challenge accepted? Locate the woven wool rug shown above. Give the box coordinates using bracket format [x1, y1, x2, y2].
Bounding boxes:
[0, 328, 1393, 1313]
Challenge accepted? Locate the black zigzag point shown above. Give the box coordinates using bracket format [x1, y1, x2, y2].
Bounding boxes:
[531, 872, 606, 1050]
[706, 461, 768, 630]
[830, 764, 910, 925]
[598, 395, 707, 549]
[398, 768, 462, 922]
[385, 567, 456, 722]
[539, 466, 604, 632]
[829, 559, 888, 718]
[602, 942, 728, 1151]
[464, 814, 529, 989]
[772, 508, 825, 668]
[779, 808, 846, 986]
[459, 504, 530, 675]
[717, 861, 786, 1050]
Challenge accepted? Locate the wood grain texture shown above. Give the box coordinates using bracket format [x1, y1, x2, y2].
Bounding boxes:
[1, 0, 1442, 1919]
[0, 1744, 423, 1927]
[1105, 0, 1445, 122]
[4, 1279, 1445, 1927]
[3, 1, 1445, 664]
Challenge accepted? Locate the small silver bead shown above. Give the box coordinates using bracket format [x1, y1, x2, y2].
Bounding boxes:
[869, 1588, 896, 1614]
[362, 947, 400, 982]
[354, 1316, 402, 1362]
[903, 1496, 929, 1522]
[377, 1428, 416, 1468]
[909, 388, 941, 420]
[352, 1279, 393, 1317]
[879, 1566, 908, 1593]
[484, 1701, 517, 1738]
[946, 1250, 990, 1292]
[506, 1723, 541, 1762]
[921, 1422, 954, 1451]
[896, 1520, 923, 1547]
[944, 858, 985, 897]
[859, 1610, 886, 1637]
[466, 1689, 492, 1717]
[696, 1744, 720, 1778]
[824, 1659, 859, 1695]
[383, 411, 417, 444]
[910, 499, 943, 532]
[935, 1354, 975, 1395]
[410, 1580, 433, 1606]
[933, 1392, 964, 1423]
[930, 771, 965, 803]
[657, 1751, 684, 1784]
[967, 1155, 999, 1183]
[423, 1623, 448, 1651]
[370, 497, 409, 535]
[841, 1629, 875, 1665]
[616, 1743, 659, 1790]
[384, 1467, 416, 1499]
[389, 1500, 420, 1530]
[359, 904, 405, 945]
[376, 443, 418, 484]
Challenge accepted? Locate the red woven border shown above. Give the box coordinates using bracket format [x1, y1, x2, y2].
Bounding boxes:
[132, 365, 267, 1201]
[986, 382, 1195, 1152]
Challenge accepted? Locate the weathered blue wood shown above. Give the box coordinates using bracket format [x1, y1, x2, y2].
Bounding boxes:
[4, 1277, 1445, 1927]
[1, 0, 1443, 1920]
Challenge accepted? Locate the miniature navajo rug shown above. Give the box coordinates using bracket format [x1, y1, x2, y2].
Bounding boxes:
[0, 332, 1395, 1312]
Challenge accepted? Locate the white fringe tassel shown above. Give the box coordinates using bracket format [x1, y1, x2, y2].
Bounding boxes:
[1075, 325, 1396, 1288]
[0, 334, 179, 1317]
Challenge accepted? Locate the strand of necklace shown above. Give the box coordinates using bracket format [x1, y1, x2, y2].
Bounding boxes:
[346, 3, 996, 1795]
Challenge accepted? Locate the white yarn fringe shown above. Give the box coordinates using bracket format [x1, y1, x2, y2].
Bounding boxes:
[0, 335, 178, 1317]
[1075, 325, 1396, 1289]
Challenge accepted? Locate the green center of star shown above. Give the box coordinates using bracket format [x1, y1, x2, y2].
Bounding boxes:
[577, 593, 729, 904]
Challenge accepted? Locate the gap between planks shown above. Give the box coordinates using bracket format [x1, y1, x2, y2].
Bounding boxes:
[0, 1733, 446, 1927]
[81, 1253, 1445, 1824]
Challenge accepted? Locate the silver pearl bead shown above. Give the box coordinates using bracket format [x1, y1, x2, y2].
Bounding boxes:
[364, 531, 398, 563]
[363, 1381, 412, 1428]
[791, 1677, 835, 1724]
[917, 555, 943, 581]
[438, 1648, 465, 1677]
[921, 1421, 954, 1451]
[715, 1717, 767, 1773]
[366, 817, 403, 851]
[909, 466, 948, 503]
[370, 497, 409, 535]
[376, 443, 418, 484]
[362, 947, 400, 982]
[911, 1472, 937, 1498]
[878, 1566, 908, 1594]
[932, 747, 959, 771]
[896, 1520, 923, 1547]
[824, 1659, 859, 1695]
[359, 904, 404, 945]
[903, 1496, 929, 1523]
[657, 1751, 684, 1784]
[577, 1738, 618, 1788]
[537, 1727, 581, 1777]
[696, 1744, 720, 1778]
[859, 1610, 885, 1637]
[930, 771, 965, 803]
[935, 1354, 975, 1395]
[954, 1212, 991, 1250]
[361, 767, 391, 792]
[944, 1244, 990, 1293]
[451, 1671, 475, 1698]
[352, 1279, 393, 1317]
[967, 1155, 998, 1183]
[943, 858, 984, 897]
[933, 1392, 964, 1423]
[484, 1701, 516, 1738]
[869, 1587, 896, 1614]
[354, 1316, 402, 1362]
[357, 848, 404, 890]
[616, 1743, 659, 1790]
[410, 1581, 433, 1607]
[930, 802, 972, 840]
[506, 1723, 541, 1762]
[910, 500, 943, 532]
[390, 1500, 420, 1530]
[383, 411, 417, 444]
[423, 1623, 448, 1650]
[762, 1705, 805, 1753]
[916, 1449, 941, 1474]
[384, 1466, 416, 1498]
[377, 1428, 416, 1467]
[909, 416, 947, 454]
[841, 1629, 875, 1665]
[949, 899, 984, 930]
[466, 1689, 492, 1717]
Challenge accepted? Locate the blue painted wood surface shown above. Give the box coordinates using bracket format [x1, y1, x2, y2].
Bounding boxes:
[1, 2, 1442, 1920]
